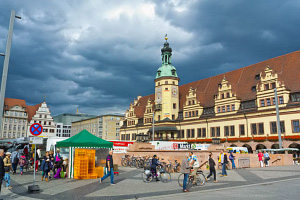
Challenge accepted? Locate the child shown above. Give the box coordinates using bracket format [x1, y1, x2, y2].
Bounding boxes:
[19, 153, 27, 175]
[206, 153, 217, 182]
[41, 152, 51, 182]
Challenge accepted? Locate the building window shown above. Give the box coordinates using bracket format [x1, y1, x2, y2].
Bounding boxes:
[239, 124, 245, 136]
[251, 123, 257, 135]
[226, 93, 229, 98]
[258, 123, 264, 134]
[196, 110, 198, 116]
[280, 121, 285, 133]
[260, 99, 265, 107]
[188, 101, 191, 105]
[291, 93, 300, 102]
[202, 128, 206, 137]
[173, 103, 176, 109]
[266, 99, 271, 106]
[14, 119, 17, 123]
[279, 97, 284, 104]
[14, 112, 18, 116]
[211, 127, 215, 137]
[192, 100, 195, 105]
[198, 128, 202, 137]
[221, 94, 225, 99]
[172, 115, 175, 120]
[222, 106, 225, 113]
[185, 112, 188, 118]
[132, 134, 136, 140]
[230, 126, 235, 136]
[270, 122, 277, 134]
[216, 127, 220, 137]
[292, 120, 300, 133]
[165, 81, 168, 84]
[224, 126, 229, 136]
[218, 107, 220, 113]
[191, 129, 195, 138]
[189, 112, 191, 117]
[271, 82, 276, 89]
[226, 105, 230, 112]
[265, 84, 269, 90]
[272, 98, 275, 105]
[187, 129, 191, 138]
[126, 134, 130, 140]
[231, 104, 235, 111]
[181, 130, 185, 138]
[158, 115, 160, 121]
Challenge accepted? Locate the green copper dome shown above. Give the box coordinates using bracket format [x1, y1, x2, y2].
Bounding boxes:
[155, 40, 178, 79]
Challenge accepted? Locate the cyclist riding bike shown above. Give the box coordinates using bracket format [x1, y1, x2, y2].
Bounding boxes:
[188, 152, 200, 185]
[150, 155, 161, 181]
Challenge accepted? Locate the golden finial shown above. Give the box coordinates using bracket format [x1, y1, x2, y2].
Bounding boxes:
[165, 34, 168, 41]
[44, 96, 46, 102]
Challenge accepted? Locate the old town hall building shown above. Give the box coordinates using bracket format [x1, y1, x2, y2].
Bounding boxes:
[120, 38, 300, 153]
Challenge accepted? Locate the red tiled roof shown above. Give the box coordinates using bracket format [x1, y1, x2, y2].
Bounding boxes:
[4, 98, 27, 111]
[27, 103, 42, 122]
[133, 50, 300, 118]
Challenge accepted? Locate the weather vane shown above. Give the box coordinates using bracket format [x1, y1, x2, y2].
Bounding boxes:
[44, 95, 46, 102]
[165, 34, 168, 41]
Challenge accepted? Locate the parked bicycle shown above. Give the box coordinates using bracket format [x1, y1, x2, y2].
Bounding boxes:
[142, 166, 171, 183]
[166, 159, 181, 173]
[178, 168, 205, 187]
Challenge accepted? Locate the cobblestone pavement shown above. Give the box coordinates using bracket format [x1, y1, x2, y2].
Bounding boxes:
[0, 165, 299, 199]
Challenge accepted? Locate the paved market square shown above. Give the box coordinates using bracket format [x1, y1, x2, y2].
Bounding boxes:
[0, 165, 300, 199]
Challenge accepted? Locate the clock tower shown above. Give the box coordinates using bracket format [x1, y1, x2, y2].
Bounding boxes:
[154, 36, 179, 121]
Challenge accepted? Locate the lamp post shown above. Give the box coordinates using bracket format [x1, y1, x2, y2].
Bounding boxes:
[152, 111, 155, 141]
[274, 88, 282, 149]
[0, 10, 21, 136]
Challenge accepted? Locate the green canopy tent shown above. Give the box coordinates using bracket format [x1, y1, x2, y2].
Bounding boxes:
[56, 130, 113, 178]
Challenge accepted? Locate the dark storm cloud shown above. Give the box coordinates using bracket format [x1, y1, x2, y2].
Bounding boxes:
[0, 0, 299, 115]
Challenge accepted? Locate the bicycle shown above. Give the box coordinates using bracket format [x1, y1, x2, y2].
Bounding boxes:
[121, 155, 130, 167]
[142, 166, 171, 183]
[178, 168, 205, 187]
[166, 159, 181, 173]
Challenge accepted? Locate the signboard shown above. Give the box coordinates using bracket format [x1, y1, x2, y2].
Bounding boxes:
[178, 143, 191, 149]
[29, 137, 43, 144]
[29, 123, 43, 136]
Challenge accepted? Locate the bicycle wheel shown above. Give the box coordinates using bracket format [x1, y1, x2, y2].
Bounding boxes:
[121, 159, 126, 167]
[196, 173, 206, 186]
[178, 173, 190, 187]
[176, 165, 181, 173]
[160, 172, 171, 183]
[142, 171, 153, 183]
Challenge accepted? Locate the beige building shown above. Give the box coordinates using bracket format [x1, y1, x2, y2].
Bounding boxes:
[72, 115, 124, 140]
[1, 98, 28, 139]
[120, 39, 300, 153]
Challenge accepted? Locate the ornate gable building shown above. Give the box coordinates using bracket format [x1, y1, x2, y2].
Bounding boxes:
[120, 38, 300, 152]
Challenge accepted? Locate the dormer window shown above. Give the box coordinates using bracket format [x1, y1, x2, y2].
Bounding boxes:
[265, 84, 269, 90]
[226, 93, 230, 98]
[218, 84, 222, 89]
[158, 70, 161, 76]
[271, 82, 276, 89]
[221, 94, 225, 99]
[171, 69, 176, 76]
[255, 74, 260, 80]
[251, 86, 257, 92]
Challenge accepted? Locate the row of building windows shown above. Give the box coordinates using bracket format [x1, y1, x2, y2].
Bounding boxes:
[217, 104, 235, 113]
[3, 124, 26, 131]
[220, 92, 232, 99]
[34, 120, 53, 126]
[128, 120, 135, 125]
[43, 129, 55, 133]
[144, 118, 153, 123]
[5, 118, 27, 123]
[260, 96, 283, 107]
[5, 111, 27, 117]
[185, 111, 199, 118]
[157, 81, 176, 86]
[2, 133, 25, 138]
[264, 82, 276, 91]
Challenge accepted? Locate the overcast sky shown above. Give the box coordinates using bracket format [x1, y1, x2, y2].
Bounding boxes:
[0, 0, 300, 116]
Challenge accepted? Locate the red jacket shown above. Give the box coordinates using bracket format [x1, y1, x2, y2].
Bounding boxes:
[258, 152, 263, 161]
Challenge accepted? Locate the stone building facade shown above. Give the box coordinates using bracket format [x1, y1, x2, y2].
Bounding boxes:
[120, 38, 300, 152]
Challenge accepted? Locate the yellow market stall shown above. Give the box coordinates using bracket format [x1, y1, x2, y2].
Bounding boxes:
[56, 130, 113, 179]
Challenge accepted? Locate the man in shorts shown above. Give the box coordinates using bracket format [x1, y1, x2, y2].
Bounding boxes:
[188, 152, 200, 184]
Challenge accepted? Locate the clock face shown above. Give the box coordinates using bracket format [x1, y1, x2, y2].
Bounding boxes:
[156, 87, 162, 103]
[172, 86, 178, 97]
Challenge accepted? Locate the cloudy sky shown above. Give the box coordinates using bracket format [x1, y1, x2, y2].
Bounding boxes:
[0, 0, 300, 116]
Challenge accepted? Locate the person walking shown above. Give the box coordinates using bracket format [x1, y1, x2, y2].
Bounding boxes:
[19, 153, 27, 175]
[99, 150, 115, 185]
[188, 152, 200, 184]
[258, 150, 264, 168]
[264, 151, 270, 167]
[181, 155, 190, 192]
[34, 149, 40, 172]
[48, 150, 54, 179]
[53, 150, 61, 175]
[53, 157, 64, 179]
[229, 152, 236, 169]
[3, 152, 13, 189]
[220, 150, 228, 177]
[41, 152, 51, 182]
[0, 149, 5, 193]
[206, 153, 217, 182]
[11, 149, 20, 174]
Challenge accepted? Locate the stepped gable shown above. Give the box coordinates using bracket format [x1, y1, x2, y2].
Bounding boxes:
[133, 94, 155, 118]
[4, 98, 27, 111]
[26, 103, 42, 122]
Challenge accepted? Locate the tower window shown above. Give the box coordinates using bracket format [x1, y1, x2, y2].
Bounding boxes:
[171, 69, 176, 76]
[173, 103, 176, 109]
[165, 81, 168, 84]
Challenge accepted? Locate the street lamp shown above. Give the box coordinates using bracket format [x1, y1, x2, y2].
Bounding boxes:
[274, 88, 282, 149]
[0, 10, 21, 136]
